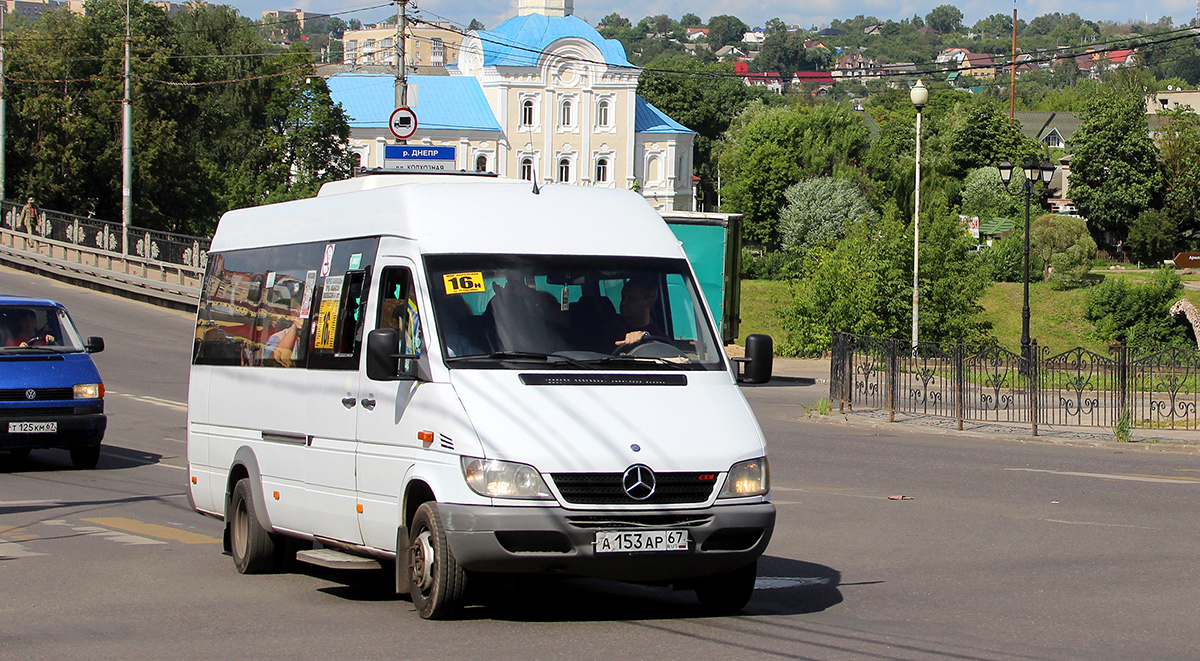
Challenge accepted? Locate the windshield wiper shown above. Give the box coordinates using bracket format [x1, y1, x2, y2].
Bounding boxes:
[586, 355, 686, 370]
[445, 351, 596, 370]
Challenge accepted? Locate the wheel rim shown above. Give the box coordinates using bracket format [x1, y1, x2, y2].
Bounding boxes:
[410, 530, 435, 593]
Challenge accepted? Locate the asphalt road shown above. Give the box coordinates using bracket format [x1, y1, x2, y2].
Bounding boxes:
[4, 264, 1200, 659]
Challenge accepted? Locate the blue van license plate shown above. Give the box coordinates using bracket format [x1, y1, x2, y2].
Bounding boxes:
[8, 422, 57, 433]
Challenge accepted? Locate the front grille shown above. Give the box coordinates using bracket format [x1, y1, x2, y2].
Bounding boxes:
[566, 514, 714, 529]
[0, 407, 74, 418]
[0, 388, 74, 401]
[552, 472, 716, 505]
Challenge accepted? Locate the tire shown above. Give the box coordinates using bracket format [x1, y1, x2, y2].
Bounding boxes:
[69, 445, 101, 469]
[229, 478, 280, 574]
[694, 561, 758, 613]
[407, 502, 467, 619]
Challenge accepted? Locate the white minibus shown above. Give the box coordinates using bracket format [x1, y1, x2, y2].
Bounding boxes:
[187, 173, 775, 618]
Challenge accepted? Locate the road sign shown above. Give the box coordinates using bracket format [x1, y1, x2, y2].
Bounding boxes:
[389, 107, 417, 140]
[383, 145, 457, 173]
[1174, 252, 1200, 268]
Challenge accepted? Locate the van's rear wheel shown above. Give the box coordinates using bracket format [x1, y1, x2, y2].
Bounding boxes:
[695, 561, 758, 613]
[408, 502, 467, 619]
[69, 445, 101, 469]
[230, 478, 280, 574]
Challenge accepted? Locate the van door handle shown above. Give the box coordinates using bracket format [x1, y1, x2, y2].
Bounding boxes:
[361, 398, 376, 411]
[341, 397, 357, 409]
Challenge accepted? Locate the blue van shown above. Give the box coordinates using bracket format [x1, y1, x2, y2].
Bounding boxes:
[0, 295, 106, 468]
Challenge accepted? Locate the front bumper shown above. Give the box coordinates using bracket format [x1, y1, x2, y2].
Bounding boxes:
[439, 501, 775, 581]
[0, 403, 106, 450]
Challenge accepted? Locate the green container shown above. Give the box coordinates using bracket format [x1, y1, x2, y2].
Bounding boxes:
[662, 212, 743, 345]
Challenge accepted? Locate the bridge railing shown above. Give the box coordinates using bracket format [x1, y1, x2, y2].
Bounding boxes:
[0, 201, 208, 308]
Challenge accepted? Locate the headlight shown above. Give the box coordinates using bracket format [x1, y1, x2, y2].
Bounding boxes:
[461, 457, 554, 500]
[74, 383, 103, 399]
[719, 457, 770, 498]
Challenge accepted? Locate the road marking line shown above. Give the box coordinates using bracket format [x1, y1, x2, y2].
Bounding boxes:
[82, 517, 220, 545]
[0, 499, 62, 506]
[1006, 468, 1200, 484]
[0, 540, 44, 558]
[109, 391, 188, 412]
[1043, 519, 1157, 530]
[44, 519, 165, 546]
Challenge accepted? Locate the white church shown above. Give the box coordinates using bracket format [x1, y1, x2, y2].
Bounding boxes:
[327, 0, 698, 211]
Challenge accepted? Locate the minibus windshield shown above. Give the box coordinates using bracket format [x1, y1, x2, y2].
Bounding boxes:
[425, 255, 726, 371]
[0, 306, 87, 353]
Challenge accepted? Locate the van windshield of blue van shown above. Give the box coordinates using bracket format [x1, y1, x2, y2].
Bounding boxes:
[425, 255, 726, 371]
[0, 306, 86, 353]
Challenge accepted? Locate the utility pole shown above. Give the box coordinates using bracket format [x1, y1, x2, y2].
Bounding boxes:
[1, 7, 7, 204]
[394, 0, 408, 111]
[121, 0, 132, 255]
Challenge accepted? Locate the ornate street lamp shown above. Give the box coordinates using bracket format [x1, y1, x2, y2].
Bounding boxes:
[998, 158, 1056, 368]
[910, 79, 928, 354]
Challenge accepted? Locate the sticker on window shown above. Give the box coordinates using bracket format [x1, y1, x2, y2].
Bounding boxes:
[314, 276, 344, 350]
[443, 272, 485, 295]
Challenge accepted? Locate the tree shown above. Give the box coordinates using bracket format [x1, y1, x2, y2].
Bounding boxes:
[706, 15, 748, 49]
[1127, 209, 1177, 263]
[755, 30, 813, 76]
[467, 18, 486, 31]
[925, 5, 964, 33]
[944, 98, 1041, 178]
[778, 178, 879, 252]
[717, 102, 872, 245]
[973, 13, 1012, 37]
[637, 55, 765, 214]
[1068, 86, 1163, 240]
[1030, 214, 1096, 285]
[960, 167, 1022, 221]
[680, 13, 701, 28]
[1156, 108, 1200, 238]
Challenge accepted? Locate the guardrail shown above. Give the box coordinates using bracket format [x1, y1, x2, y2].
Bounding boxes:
[0, 201, 208, 310]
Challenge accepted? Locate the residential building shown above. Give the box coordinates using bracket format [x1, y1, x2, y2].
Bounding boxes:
[262, 8, 328, 31]
[342, 21, 462, 69]
[686, 28, 708, 41]
[935, 47, 969, 68]
[742, 30, 765, 45]
[734, 62, 785, 94]
[831, 52, 882, 79]
[1148, 89, 1200, 114]
[960, 52, 997, 79]
[714, 45, 747, 61]
[327, 0, 696, 211]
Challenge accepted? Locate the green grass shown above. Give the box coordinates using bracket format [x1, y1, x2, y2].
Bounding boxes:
[735, 272, 1200, 353]
[734, 279, 790, 345]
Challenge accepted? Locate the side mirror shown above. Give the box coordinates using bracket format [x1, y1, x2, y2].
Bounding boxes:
[365, 328, 420, 381]
[737, 334, 773, 384]
[86, 337, 105, 354]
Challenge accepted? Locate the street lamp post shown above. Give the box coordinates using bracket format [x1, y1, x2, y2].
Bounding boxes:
[910, 80, 928, 354]
[997, 158, 1056, 368]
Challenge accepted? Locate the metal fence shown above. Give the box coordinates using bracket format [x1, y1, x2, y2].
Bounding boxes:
[0, 201, 208, 306]
[829, 332, 1200, 434]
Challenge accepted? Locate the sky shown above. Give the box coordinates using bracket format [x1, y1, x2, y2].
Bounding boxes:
[234, 0, 1199, 33]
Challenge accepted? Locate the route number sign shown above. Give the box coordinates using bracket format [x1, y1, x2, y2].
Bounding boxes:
[389, 107, 417, 140]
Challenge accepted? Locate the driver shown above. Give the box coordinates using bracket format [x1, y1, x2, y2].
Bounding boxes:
[614, 276, 665, 348]
[6, 309, 54, 347]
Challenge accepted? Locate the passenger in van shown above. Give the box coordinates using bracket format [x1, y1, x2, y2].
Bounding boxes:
[438, 295, 484, 357]
[613, 276, 665, 348]
[5, 309, 55, 347]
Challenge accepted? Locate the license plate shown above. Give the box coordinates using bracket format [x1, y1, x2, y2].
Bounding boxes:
[595, 530, 688, 553]
[8, 421, 57, 434]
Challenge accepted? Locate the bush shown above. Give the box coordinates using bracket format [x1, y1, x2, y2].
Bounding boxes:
[1084, 268, 1189, 347]
[740, 248, 804, 280]
[976, 231, 1038, 282]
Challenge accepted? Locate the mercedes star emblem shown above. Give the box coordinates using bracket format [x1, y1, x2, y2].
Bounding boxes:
[622, 464, 656, 501]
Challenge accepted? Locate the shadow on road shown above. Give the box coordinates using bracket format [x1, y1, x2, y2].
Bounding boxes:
[0, 443, 163, 473]
[307, 554, 842, 622]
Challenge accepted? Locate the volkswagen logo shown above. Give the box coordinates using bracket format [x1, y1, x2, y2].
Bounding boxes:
[25, 389, 36, 400]
[622, 464, 656, 501]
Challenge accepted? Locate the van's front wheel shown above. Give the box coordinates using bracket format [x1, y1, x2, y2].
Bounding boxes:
[408, 502, 467, 619]
[695, 561, 758, 613]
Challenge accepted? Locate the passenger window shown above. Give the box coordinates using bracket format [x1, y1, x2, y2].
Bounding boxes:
[377, 267, 424, 372]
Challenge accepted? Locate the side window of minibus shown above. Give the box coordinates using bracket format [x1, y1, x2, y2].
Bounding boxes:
[377, 267, 423, 372]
